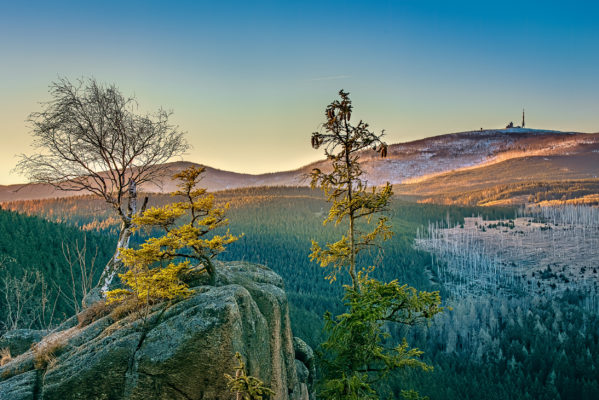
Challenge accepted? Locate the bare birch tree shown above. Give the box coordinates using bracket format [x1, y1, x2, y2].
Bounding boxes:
[16, 77, 188, 296]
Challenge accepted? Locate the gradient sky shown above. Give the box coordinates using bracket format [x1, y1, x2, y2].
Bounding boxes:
[1, 0, 598, 184]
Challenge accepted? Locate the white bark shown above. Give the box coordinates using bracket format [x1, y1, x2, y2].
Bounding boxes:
[99, 225, 133, 296]
[99, 180, 138, 297]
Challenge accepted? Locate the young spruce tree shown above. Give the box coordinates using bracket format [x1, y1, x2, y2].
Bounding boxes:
[106, 166, 239, 305]
[310, 90, 443, 399]
[225, 352, 275, 400]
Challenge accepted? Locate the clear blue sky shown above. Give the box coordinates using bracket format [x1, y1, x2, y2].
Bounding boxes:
[1, 0, 598, 183]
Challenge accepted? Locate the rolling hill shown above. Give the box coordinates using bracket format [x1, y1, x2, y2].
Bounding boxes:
[2, 128, 598, 204]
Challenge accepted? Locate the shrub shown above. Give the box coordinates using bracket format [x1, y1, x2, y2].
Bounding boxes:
[109, 297, 145, 321]
[224, 352, 274, 400]
[106, 166, 239, 306]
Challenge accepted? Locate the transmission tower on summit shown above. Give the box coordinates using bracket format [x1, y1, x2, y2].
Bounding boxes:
[522, 108, 525, 128]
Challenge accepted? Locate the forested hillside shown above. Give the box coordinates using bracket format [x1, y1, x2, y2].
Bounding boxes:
[413, 178, 599, 206]
[1, 188, 513, 341]
[0, 209, 112, 333]
[218, 191, 514, 345]
[2, 189, 599, 399]
[401, 292, 599, 399]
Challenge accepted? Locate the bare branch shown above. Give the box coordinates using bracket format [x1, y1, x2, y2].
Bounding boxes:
[14, 77, 189, 295]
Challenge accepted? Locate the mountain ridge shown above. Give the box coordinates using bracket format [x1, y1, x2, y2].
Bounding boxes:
[2, 128, 597, 202]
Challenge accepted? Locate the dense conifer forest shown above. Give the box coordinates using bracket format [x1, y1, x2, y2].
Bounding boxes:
[1, 189, 598, 399]
[0, 209, 112, 332]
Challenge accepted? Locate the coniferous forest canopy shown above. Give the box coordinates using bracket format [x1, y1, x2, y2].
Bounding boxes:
[3, 187, 598, 399]
[0, 209, 112, 330]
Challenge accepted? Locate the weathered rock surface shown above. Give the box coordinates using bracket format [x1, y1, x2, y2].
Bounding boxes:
[0, 330, 47, 357]
[0, 262, 314, 400]
[293, 337, 316, 400]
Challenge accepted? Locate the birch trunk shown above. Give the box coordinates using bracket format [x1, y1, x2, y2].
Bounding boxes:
[99, 222, 133, 296]
[98, 179, 140, 296]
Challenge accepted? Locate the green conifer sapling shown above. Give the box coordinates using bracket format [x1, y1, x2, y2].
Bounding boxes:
[310, 90, 443, 399]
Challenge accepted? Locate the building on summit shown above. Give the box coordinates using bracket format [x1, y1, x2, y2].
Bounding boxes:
[506, 109, 525, 129]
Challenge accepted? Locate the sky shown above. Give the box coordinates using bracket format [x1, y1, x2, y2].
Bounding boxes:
[0, 0, 598, 184]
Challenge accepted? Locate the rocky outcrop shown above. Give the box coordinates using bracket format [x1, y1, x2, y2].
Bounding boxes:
[0, 329, 48, 357]
[293, 337, 316, 400]
[0, 262, 314, 400]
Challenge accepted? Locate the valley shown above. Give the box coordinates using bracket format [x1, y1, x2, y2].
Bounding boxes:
[1, 127, 598, 399]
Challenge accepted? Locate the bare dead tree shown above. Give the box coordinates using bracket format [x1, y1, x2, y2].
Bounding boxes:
[61, 237, 99, 314]
[0, 268, 58, 332]
[15, 77, 189, 296]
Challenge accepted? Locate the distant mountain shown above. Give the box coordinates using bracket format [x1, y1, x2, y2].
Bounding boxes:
[347, 128, 597, 190]
[1, 128, 597, 203]
[391, 129, 599, 205]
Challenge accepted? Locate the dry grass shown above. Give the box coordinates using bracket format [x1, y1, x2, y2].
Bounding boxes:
[77, 300, 111, 328]
[0, 347, 11, 366]
[33, 341, 62, 369]
[411, 178, 599, 206]
[0, 349, 36, 379]
[109, 297, 144, 321]
[397, 152, 599, 204]
[32, 328, 76, 370]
